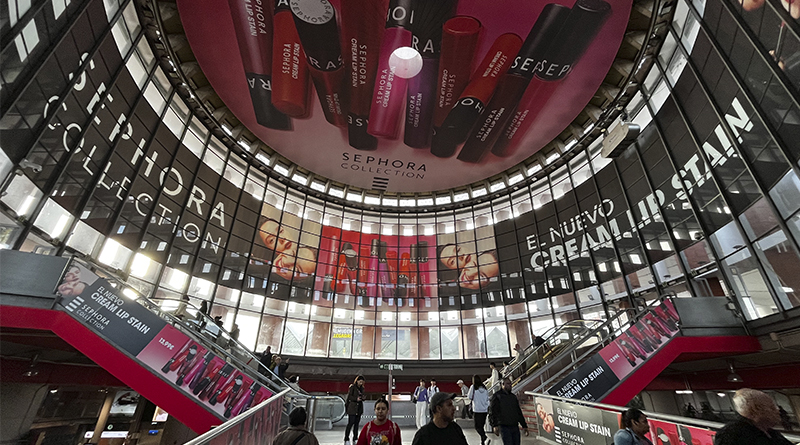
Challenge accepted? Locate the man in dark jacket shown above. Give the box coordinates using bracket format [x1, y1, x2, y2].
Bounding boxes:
[411, 392, 468, 445]
[489, 378, 529, 445]
[715, 388, 792, 445]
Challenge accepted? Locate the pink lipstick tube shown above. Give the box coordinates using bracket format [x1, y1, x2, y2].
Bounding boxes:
[290, 0, 347, 127]
[272, 0, 310, 117]
[228, 0, 291, 130]
[432, 16, 482, 129]
[340, 0, 388, 150]
[491, 0, 611, 158]
[367, 0, 414, 139]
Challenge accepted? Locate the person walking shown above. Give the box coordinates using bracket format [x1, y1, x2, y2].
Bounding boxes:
[489, 378, 529, 445]
[356, 398, 401, 445]
[489, 363, 500, 389]
[345, 375, 366, 445]
[273, 407, 320, 445]
[714, 388, 793, 445]
[457, 379, 471, 419]
[411, 392, 468, 445]
[613, 408, 653, 445]
[413, 379, 431, 428]
[469, 375, 491, 445]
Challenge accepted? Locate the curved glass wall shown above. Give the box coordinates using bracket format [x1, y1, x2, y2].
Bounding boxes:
[1, 0, 799, 360]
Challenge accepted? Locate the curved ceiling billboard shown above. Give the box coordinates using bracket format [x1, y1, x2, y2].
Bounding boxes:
[178, 0, 631, 192]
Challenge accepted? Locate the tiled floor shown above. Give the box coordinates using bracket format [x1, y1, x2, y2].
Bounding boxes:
[312, 422, 549, 445]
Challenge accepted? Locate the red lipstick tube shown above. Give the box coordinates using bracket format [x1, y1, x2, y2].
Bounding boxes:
[367, 0, 415, 139]
[291, 0, 347, 127]
[430, 33, 522, 158]
[491, 0, 611, 157]
[433, 16, 482, 129]
[340, 0, 388, 150]
[272, 0, 310, 117]
[456, 3, 570, 163]
[318, 235, 339, 298]
[228, 0, 291, 130]
[367, 239, 380, 297]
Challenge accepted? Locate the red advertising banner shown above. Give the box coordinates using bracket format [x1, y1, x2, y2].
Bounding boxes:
[205, 393, 285, 445]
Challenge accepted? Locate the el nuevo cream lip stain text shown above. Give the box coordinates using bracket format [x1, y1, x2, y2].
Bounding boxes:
[340, 0, 388, 150]
[368, 0, 415, 139]
[228, 0, 291, 130]
[272, 0, 310, 117]
[290, 0, 347, 127]
[492, 0, 611, 158]
[456, 3, 570, 163]
[430, 32, 523, 158]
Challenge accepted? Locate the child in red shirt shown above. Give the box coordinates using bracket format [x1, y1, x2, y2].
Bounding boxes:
[356, 398, 402, 445]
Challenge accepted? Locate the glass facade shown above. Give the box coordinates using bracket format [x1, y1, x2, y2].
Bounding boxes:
[1, 0, 798, 360]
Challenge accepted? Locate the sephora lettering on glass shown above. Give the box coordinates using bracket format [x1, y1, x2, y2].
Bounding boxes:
[430, 32, 523, 158]
[433, 16, 482, 129]
[228, 0, 291, 130]
[457, 3, 570, 163]
[492, 0, 611, 157]
[404, 0, 457, 148]
[368, 0, 415, 139]
[341, 0, 389, 150]
[272, 0, 310, 117]
[290, 0, 347, 127]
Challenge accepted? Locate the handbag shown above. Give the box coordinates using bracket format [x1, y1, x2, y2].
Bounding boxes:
[412, 388, 418, 404]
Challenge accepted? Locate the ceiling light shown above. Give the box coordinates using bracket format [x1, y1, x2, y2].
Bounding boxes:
[727, 360, 743, 383]
[388, 47, 423, 79]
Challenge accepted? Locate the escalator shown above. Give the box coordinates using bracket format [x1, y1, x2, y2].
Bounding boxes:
[0, 250, 345, 433]
[504, 295, 761, 405]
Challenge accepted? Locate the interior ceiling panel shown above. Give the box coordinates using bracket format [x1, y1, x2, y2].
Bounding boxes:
[177, 0, 634, 192]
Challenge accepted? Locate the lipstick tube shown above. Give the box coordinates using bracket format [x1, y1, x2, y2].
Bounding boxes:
[367, 239, 380, 297]
[367, 0, 415, 139]
[386, 249, 399, 297]
[291, 0, 347, 127]
[491, 0, 611, 157]
[378, 241, 392, 298]
[356, 245, 371, 297]
[161, 338, 192, 373]
[228, 0, 291, 130]
[230, 382, 260, 417]
[185, 351, 214, 388]
[272, 0, 310, 117]
[416, 241, 430, 298]
[403, 0, 457, 148]
[334, 254, 350, 294]
[430, 33, 523, 157]
[408, 244, 419, 299]
[193, 361, 223, 395]
[175, 345, 201, 385]
[433, 16, 482, 129]
[318, 235, 339, 299]
[340, 0, 388, 150]
[457, 4, 571, 163]
[398, 252, 410, 298]
[203, 364, 234, 400]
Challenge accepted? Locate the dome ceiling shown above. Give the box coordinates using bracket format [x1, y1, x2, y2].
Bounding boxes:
[174, 0, 634, 193]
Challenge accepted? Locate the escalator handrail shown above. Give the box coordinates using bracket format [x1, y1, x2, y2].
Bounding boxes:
[529, 294, 676, 394]
[141, 297, 347, 421]
[484, 319, 606, 393]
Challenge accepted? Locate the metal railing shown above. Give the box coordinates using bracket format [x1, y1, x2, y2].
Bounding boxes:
[498, 295, 675, 396]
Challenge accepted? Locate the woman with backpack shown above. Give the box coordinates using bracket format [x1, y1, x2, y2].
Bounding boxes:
[345, 375, 366, 445]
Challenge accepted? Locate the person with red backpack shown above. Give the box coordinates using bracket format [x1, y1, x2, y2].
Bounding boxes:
[356, 398, 401, 445]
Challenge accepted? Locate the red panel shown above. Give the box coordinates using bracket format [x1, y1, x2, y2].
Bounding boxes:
[600, 336, 762, 406]
[0, 306, 219, 433]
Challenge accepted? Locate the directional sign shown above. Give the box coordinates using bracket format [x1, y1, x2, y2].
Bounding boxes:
[379, 364, 403, 371]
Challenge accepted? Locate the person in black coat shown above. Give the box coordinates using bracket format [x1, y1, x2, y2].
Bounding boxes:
[344, 375, 365, 445]
[489, 378, 529, 445]
[258, 346, 272, 377]
[715, 388, 792, 445]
